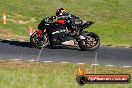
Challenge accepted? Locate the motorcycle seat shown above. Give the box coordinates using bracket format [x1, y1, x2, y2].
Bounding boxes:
[81, 21, 88, 26]
[76, 21, 95, 29]
[76, 21, 88, 28]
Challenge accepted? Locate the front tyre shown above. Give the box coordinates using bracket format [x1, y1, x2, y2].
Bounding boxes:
[78, 32, 100, 51]
[30, 31, 49, 49]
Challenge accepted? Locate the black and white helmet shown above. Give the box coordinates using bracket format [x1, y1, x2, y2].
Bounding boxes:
[56, 8, 66, 16]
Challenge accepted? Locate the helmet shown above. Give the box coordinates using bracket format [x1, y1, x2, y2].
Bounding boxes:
[56, 8, 65, 16]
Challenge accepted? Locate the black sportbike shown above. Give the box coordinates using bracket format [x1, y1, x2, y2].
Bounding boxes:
[30, 15, 100, 51]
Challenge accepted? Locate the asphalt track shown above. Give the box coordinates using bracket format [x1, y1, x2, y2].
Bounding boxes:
[0, 39, 132, 66]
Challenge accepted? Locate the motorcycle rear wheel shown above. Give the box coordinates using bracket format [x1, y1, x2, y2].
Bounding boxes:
[78, 32, 100, 51]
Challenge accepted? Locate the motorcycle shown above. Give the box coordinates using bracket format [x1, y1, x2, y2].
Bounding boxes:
[30, 15, 100, 51]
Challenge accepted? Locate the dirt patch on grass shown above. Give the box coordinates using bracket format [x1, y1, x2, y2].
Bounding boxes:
[1, 30, 12, 35]
[8, 18, 36, 24]
[0, 34, 29, 41]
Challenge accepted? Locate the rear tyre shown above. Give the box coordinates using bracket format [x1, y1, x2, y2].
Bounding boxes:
[30, 31, 49, 49]
[78, 32, 100, 51]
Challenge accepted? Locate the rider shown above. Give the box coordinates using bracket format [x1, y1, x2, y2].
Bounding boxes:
[38, 8, 77, 35]
[55, 8, 76, 35]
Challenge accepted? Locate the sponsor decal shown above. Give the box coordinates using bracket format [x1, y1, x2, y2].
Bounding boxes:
[52, 29, 66, 34]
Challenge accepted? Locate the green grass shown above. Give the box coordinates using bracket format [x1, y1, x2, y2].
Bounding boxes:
[0, 60, 132, 88]
[0, 0, 132, 46]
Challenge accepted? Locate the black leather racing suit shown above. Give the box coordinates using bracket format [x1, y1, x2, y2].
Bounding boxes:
[56, 13, 76, 33]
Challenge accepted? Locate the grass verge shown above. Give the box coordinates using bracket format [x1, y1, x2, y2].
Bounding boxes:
[0, 60, 132, 88]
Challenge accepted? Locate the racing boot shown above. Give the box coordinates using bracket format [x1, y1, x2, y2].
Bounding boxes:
[68, 27, 78, 36]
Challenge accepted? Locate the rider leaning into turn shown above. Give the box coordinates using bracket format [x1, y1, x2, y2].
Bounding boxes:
[38, 8, 77, 35]
[55, 8, 76, 35]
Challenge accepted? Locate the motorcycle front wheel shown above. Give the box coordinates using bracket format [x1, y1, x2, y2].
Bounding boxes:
[78, 32, 100, 51]
[30, 31, 49, 49]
